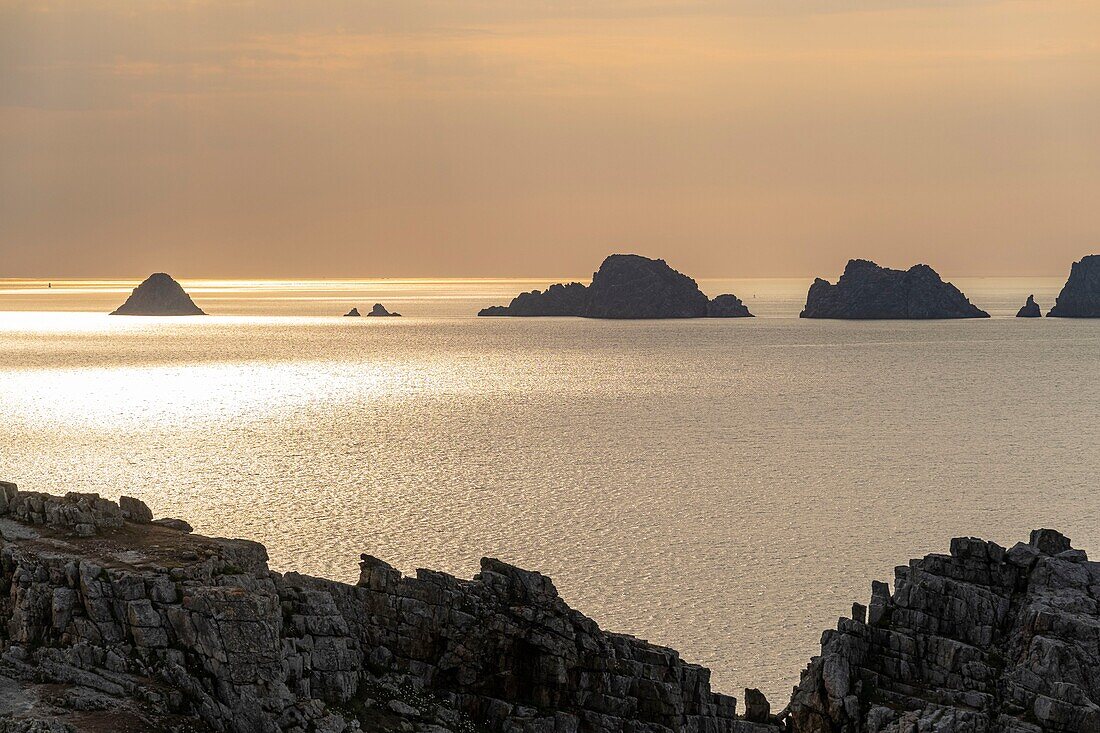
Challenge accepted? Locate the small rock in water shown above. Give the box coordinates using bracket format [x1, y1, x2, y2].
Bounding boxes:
[344, 307, 361, 317]
[1016, 294, 1041, 317]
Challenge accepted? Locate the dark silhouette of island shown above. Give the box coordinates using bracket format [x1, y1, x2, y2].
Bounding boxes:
[344, 307, 361, 317]
[109, 273, 206, 316]
[478, 254, 753, 318]
[1048, 255, 1100, 317]
[800, 259, 989, 319]
[367, 303, 401, 317]
[1016, 294, 1041, 318]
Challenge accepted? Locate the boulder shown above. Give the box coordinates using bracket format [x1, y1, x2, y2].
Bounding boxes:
[800, 259, 989, 319]
[1016, 294, 1041, 317]
[343, 308, 361, 317]
[119, 496, 153, 524]
[1048, 255, 1100, 317]
[109, 273, 206, 316]
[707, 294, 753, 318]
[743, 688, 771, 722]
[367, 303, 401, 317]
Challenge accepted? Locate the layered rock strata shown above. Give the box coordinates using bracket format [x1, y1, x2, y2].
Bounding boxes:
[800, 260, 988, 319]
[0, 483, 760, 733]
[788, 528, 1100, 732]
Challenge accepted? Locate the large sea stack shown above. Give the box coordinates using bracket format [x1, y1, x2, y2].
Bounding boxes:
[3, 480, 1100, 732]
[1047, 255, 1100, 317]
[478, 254, 753, 319]
[800, 259, 989, 319]
[109, 272, 206, 316]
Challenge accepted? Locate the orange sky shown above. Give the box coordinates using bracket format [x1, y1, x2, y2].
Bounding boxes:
[1, 1, 1098, 278]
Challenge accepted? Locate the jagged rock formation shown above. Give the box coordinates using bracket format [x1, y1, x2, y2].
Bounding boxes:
[800, 260, 989, 319]
[1016, 295, 1041, 318]
[1048, 255, 1100, 317]
[344, 308, 361, 317]
[366, 304, 401, 317]
[7, 480, 1099, 733]
[109, 273, 206, 316]
[478, 255, 753, 319]
[0, 482, 765, 733]
[787, 528, 1100, 733]
[707, 295, 754, 318]
[478, 282, 588, 317]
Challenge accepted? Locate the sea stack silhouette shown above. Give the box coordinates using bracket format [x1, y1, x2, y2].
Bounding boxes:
[367, 303, 401, 317]
[800, 259, 989, 319]
[1048, 255, 1100, 317]
[478, 254, 753, 318]
[109, 273, 206, 316]
[344, 307, 361, 317]
[1016, 295, 1041, 318]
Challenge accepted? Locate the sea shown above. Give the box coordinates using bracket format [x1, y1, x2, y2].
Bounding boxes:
[2, 276, 1098, 702]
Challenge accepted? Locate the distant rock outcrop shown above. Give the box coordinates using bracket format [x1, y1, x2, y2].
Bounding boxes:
[1048, 255, 1100, 317]
[478, 254, 753, 319]
[1016, 294, 1041, 318]
[367, 303, 401, 317]
[800, 259, 989, 319]
[344, 307, 361, 317]
[478, 282, 589, 317]
[584, 254, 710, 318]
[109, 273, 206, 316]
[708, 294, 754, 318]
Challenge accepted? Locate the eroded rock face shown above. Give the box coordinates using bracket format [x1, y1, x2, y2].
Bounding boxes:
[1048, 255, 1100, 317]
[478, 282, 589, 317]
[109, 273, 206, 316]
[1017, 294, 1042, 318]
[787, 529, 1100, 733]
[478, 255, 753, 319]
[800, 260, 989, 319]
[0, 482, 761, 733]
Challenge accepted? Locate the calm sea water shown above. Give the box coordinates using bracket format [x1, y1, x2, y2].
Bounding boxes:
[2, 276, 1098, 703]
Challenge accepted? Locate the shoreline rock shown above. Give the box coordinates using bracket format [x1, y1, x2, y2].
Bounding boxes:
[4, 480, 1098, 733]
[109, 273, 206, 316]
[478, 254, 753, 319]
[343, 307, 361, 317]
[800, 259, 989, 319]
[1016, 294, 1041, 317]
[1048, 254, 1100, 317]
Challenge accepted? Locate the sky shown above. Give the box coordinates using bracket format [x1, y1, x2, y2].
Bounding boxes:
[1, 0, 1098, 278]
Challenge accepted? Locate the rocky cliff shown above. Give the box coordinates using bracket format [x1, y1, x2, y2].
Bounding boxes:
[788, 529, 1100, 733]
[110, 273, 206, 316]
[5, 480, 1099, 733]
[1048, 255, 1100, 317]
[0, 482, 763, 733]
[800, 260, 988, 319]
[478, 256, 753, 319]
